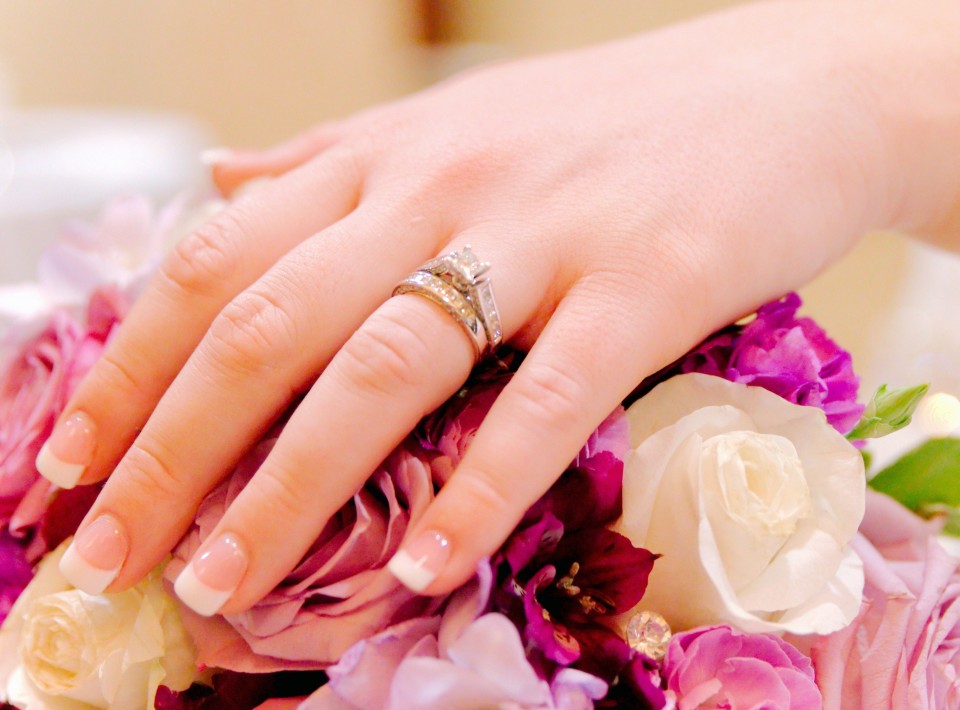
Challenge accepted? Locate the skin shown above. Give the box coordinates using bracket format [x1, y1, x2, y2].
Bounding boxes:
[52, 0, 960, 612]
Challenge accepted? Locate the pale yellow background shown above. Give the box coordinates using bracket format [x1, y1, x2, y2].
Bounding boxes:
[1, 0, 956, 448]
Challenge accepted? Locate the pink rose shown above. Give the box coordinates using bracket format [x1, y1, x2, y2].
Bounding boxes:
[0, 289, 125, 558]
[167, 437, 440, 672]
[805, 491, 960, 709]
[662, 625, 821, 710]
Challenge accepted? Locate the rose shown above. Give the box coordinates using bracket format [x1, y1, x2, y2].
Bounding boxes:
[0, 543, 200, 710]
[804, 491, 960, 709]
[674, 293, 863, 433]
[662, 625, 821, 709]
[0, 289, 126, 559]
[615, 373, 865, 635]
[167, 435, 438, 671]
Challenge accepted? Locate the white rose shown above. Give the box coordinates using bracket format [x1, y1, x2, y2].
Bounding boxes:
[614, 373, 865, 636]
[0, 543, 201, 709]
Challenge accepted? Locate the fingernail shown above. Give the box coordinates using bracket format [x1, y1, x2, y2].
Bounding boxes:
[36, 412, 96, 489]
[200, 147, 234, 166]
[387, 530, 450, 593]
[59, 515, 127, 594]
[175, 533, 248, 616]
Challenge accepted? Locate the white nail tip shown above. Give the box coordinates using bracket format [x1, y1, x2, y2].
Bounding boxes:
[36, 442, 84, 489]
[387, 550, 436, 593]
[199, 148, 232, 166]
[59, 543, 119, 595]
[174, 563, 234, 617]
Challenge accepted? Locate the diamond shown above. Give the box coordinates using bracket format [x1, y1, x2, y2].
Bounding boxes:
[625, 610, 672, 661]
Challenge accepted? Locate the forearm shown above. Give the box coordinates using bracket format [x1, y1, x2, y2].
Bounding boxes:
[845, 0, 960, 247]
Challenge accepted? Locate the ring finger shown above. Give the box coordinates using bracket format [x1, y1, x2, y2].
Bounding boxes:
[169, 234, 554, 615]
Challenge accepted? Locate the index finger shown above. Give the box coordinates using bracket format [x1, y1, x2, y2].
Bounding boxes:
[36, 150, 363, 491]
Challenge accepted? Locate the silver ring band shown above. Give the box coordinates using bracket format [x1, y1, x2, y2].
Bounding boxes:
[392, 271, 488, 357]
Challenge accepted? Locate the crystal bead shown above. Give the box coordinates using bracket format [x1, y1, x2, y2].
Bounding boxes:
[626, 610, 672, 661]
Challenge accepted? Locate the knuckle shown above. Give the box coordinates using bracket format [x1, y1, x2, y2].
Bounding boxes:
[510, 361, 586, 430]
[454, 467, 515, 518]
[333, 305, 433, 398]
[249, 468, 313, 521]
[118, 438, 188, 503]
[160, 211, 244, 297]
[206, 290, 299, 374]
[93, 349, 150, 401]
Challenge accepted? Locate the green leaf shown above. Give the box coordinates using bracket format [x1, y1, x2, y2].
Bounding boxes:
[868, 438, 960, 512]
[847, 383, 930, 440]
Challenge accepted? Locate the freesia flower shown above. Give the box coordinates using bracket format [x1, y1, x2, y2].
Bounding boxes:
[662, 625, 821, 710]
[0, 288, 125, 559]
[0, 543, 200, 710]
[616, 373, 865, 635]
[804, 491, 960, 709]
[675, 293, 863, 433]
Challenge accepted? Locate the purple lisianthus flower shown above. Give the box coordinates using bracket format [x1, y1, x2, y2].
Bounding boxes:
[680, 293, 862, 432]
[663, 625, 821, 710]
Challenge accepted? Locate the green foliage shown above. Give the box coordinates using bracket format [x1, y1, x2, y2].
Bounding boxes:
[869, 439, 960, 532]
[847, 383, 929, 440]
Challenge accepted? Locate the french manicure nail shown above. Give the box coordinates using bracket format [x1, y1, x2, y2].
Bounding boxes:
[36, 412, 96, 489]
[59, 515, 127, 594]
[387, 530, 450, 593]
[200, 147, 234, 166]
[175, 533, 248, 616]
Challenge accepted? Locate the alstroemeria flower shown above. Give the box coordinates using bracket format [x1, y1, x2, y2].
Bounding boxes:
[616, 373, 865, 635]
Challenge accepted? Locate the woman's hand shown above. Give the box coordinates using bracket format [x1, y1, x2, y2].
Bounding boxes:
[39, 0, 960, 615]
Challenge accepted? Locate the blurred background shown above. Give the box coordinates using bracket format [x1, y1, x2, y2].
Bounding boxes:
[1, 0, 958, 451]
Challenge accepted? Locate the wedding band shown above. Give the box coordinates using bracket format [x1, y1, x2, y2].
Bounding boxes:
[393, 271, 488, 358]
[393, 246, 503, 360]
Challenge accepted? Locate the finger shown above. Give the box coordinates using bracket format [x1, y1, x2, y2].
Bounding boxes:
[61, 201, 447, 593]
[387, 278, 710, 595]
[36, 149, 364, 493]
[170, 237, 551, 616]
[209, 121, 351, 197]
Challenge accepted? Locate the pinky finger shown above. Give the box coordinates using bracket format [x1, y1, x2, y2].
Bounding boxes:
[387, 283, 704, 595]
[208, 121, 350, 196]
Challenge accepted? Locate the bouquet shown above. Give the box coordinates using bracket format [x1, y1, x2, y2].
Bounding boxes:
[0, 195, 957, 710]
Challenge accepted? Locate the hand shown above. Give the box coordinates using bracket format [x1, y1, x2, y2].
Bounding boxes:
[40, 0, 960, 615]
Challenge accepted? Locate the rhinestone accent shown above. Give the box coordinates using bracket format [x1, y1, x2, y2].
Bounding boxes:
[626, 610, 672, 661]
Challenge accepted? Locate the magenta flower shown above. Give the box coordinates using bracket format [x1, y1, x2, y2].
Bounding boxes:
[0, 289, 125, 560]
[663, 625, 821, 710]
[0, 531, 33, 625]
[804, 491, 960, 709]
[671, 293, 863, 432]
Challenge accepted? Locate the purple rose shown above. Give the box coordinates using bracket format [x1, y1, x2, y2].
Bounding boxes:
[0, 289, 125, 559]
[677, 293, 863, 432]
[663, 625, 821, 710]
[168, 437, 442, 672]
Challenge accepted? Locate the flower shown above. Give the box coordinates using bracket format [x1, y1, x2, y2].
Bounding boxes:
[306, 614, 608, 710]
[615, 373, 865, 635]
[662, 624, 821, 710]
[803, 491, 960, 709]
[0, 532, 32, 626]
[676, 293, 863, 433]
[0, 193, 223, 348]
[0, 289, 125, 559]
[0, 543, 200, 710]
[167, 435, 440, 671]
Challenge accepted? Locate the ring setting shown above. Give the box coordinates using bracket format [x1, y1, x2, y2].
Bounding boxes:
[393, 246, 502, 360]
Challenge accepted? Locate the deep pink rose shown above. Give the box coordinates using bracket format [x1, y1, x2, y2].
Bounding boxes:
[804, 491, 960, 709]
[0, 289, 125, 558]
[167, 436, 441, 672]
[663, 625, 821, 710]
